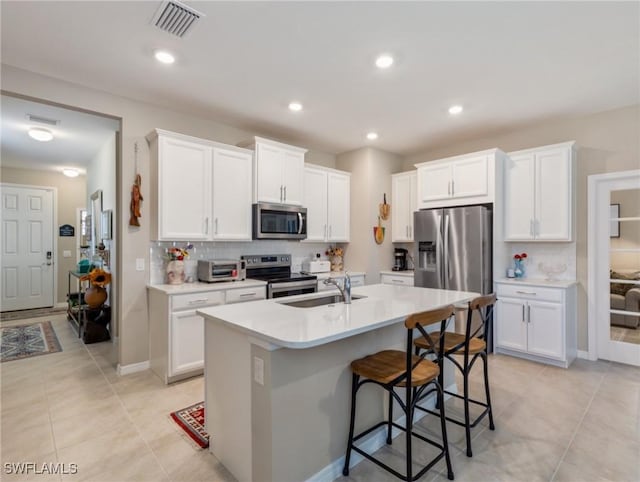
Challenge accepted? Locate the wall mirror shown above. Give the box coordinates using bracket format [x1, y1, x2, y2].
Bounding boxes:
[90, 189, 103, 247]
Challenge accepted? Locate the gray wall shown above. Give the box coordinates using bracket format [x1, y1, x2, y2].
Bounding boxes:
[336, 147, 404, 283]
[0, 164, 87, 304]
[1, 65, 337, 367]
[404, 104, 640, 351]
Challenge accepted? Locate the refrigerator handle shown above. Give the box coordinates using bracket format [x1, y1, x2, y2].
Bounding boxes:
[444, 214, 450, 286]
[436, 214, 443, 286]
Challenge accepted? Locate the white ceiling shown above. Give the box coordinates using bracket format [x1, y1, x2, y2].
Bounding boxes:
[1, 1, 638, 156]
[1, 95, 119, 174]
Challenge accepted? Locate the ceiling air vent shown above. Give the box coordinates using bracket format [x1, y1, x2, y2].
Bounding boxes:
[26, 114, 59, 126]
[151, 1, 204, 38]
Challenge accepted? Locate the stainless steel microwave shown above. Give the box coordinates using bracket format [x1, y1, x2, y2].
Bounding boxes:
[252, 203, 307, 240]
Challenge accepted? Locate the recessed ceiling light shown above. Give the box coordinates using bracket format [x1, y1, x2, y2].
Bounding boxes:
[366, 132, 379, 140]
[28, 127, 54, 142]
[375, 54, 394, 69]
[448, 105, 463, 115]
[62, 168, 79, 178]
[288, 102, 303, 112]
[154, 50, 175, 64]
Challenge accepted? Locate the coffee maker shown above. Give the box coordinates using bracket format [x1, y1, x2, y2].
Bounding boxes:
[393, 248, 409, 271]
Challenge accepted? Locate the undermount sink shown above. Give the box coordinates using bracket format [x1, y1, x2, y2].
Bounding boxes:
[278, 294, 366, 308]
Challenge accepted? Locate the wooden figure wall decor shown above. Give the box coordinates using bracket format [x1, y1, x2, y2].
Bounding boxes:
[129, 142, 144, 227]
[379, 193, 390, 220]
[373, 216, 385, 245]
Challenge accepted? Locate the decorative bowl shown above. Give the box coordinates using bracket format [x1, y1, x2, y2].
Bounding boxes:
[538, 262, 567, 281]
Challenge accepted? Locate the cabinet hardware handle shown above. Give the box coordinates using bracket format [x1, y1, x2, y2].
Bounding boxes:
[284, 186, 287, 202]
[530, 219, 534, 237]
[392, 279, 404, 283]
[205, 218, 209, 234]
[324, 224, 327, 239]
[448, 181, 451, 196]
[522, 305, 525, 322]
[535, 219, 539, 237]
[280, 185, 283, 202]
[527, 305, 531, 323]
[240, 292, 256, 297]
[329, 225, 332, 238]
[215, 218, 218, 235]
[188, 299, 209, 305]
[451, 180, 454, 196]
[516, 290, 537, 295]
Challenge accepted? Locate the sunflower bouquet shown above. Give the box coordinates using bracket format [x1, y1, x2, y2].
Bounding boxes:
[325, 246, 344, 257]
[80, 268, 112, 287]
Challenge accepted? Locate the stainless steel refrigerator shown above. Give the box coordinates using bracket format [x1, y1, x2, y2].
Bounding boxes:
[413, 205, 492, 294]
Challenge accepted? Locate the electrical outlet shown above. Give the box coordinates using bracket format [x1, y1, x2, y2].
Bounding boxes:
[253, 356, 264, 385]
[63, 250, 72, 258]
[136, 258, 145, 271]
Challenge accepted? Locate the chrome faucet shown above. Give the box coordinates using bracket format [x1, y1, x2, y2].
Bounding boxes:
[324, 273, 351, 304]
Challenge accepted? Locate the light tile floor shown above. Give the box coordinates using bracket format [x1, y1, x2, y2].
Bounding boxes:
[1, 314, 639, 482]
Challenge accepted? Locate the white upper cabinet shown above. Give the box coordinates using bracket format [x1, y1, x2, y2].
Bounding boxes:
[303, 164, 350, 243]
[153, 133, 213, 241]
[254, 137, 306, 205]
[504, 142, 575, 241]
[392, 171, 417, 242]
[147, 129, 254, 242]
[212, 147, 253, 241]
[415, 149, 501, 209]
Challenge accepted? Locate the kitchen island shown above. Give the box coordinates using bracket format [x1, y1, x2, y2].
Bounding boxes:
[198, 284, 478, 482]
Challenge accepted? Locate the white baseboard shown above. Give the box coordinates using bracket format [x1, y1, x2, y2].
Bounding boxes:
[117, 360, 150, 376]
[55, 302, 67, 309]
[306, 382, 457, 482]
[577, 350, 589, 360]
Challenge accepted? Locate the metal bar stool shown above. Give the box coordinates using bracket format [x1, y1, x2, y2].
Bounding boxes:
[413, 293, 496, 457]
[342, 305, 456, 481]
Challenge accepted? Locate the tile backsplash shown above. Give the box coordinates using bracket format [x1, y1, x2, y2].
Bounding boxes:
[506, 242, 576, 280]
[149, 240, 338, 284]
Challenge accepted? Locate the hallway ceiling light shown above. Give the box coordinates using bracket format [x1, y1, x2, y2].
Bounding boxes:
[154, 50, 176, 64]
[28, 127, 54, 142]
[288, 102, 303, 112]
[62, 168, 79, 178]
[375, 54, 394, 69]
[448, 105, 463, 115]
[366, 132, 379, 140]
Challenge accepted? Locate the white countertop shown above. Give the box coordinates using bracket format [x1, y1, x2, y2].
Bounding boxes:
[147, 278, 267, 295]
[380, 270, 414, 277]
[311, 271, 365, 280]
[495, 278, 578, 288]
[197, 284, 478, 349]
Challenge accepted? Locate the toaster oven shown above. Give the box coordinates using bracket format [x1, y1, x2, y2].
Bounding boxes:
[197, 260, 246, 283]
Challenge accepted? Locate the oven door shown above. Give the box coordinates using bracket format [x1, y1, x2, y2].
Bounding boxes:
[268, 280, 317, 299]
[253, 203, 307, 240]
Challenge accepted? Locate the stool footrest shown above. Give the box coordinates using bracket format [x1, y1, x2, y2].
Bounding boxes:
[416, 404, 490, 429]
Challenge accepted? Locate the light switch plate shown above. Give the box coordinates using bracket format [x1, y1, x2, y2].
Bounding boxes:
[63, 250, 72, 258]
[136, 258, 145, 271]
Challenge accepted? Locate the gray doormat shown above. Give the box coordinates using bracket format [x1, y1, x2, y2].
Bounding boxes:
[1, 306, 67, 322]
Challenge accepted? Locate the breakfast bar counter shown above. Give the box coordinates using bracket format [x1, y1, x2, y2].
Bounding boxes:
[198, 284, 478, 482]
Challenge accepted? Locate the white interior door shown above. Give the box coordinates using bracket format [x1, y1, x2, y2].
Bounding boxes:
[1, 185, 55, 311]
[589, 170, 640, 366]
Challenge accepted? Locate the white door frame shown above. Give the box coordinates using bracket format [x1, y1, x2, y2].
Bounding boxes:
[0, 182, 58, 310]
[587, 169, 640, 365]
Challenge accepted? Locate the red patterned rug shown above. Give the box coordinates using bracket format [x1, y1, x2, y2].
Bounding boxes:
[170, 402, 209, 448]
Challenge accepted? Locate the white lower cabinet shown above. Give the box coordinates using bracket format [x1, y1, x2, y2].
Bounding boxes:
[495, 281, 576, 368]
[380, 273, 414, 286]
[149, 284, 266, 383]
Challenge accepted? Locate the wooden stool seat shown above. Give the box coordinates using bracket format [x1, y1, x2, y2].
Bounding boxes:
[415, 332, 486, 355]
[351, 350, 440, 387]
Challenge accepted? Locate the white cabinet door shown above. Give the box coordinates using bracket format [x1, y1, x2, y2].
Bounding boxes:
[304, 167, 328, 241]
[418, 163, 451, 204]
[158, 136, 212, 240]
[327, 171, 350, 242]
[255, 143, 284, 204]
[392, 172, 416, 242]
[496, 298, 528, 352]
[504, 153, 535, 241]
[452, 155, 488, 199]
[535, 147, 571, 241]
[212, 148, 253, 241]
[527, 300, 564, 360]
[282, 149, 305, 205]
[169, 310, 205, 377]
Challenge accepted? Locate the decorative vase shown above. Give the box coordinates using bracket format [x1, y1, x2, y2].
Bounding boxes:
[514, 259, 525, 279]
[85, 286, 108, 308]
[330, 255, 343, 272]
[166, 260, 186, 285]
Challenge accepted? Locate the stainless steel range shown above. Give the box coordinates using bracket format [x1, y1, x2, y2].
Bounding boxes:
[242, 254, 317, 299]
